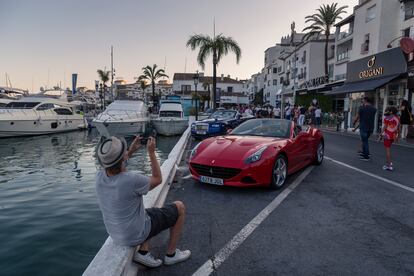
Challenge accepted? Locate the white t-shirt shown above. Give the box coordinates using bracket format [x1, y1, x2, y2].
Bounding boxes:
[315, 108, 322, 118]
[273, 107, 281, 116]
[285, 106, 292, 116]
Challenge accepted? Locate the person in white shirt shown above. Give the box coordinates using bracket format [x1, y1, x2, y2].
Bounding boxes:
[315, 106, 322, 126]
[273, 106, 281, 119]
[285, 104, 292, 120]
[244, 107, 253, 116]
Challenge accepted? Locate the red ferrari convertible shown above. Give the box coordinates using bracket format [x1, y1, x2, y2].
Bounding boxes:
[189, 118, 324, 189]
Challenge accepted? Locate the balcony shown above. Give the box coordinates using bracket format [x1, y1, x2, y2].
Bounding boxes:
[337, 51, 350, 63]
[337, 30, 353, 41]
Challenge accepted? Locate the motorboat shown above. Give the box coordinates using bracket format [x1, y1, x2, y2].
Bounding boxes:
[0, 96, 87, 138]
[152, 101, 189, 136]
[92, 100, 150, 137]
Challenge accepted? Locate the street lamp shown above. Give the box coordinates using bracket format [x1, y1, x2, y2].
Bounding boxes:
[193, 71, 200, 121]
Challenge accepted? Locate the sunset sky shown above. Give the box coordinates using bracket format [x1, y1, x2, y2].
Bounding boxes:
[0, 0, 356, 91]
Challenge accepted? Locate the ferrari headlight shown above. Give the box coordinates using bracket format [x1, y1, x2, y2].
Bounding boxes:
[245, 146, 268, 164]
[190, 142, 202, 159]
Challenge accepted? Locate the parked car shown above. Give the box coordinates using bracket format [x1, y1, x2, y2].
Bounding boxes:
[191, 109, 244, 139]
[189, 118, 324, 189]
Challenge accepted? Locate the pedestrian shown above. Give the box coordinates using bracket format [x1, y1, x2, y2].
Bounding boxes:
[285, 104, 292, 120]
[380, 106, 400, 171]
[95, 136, 191, 268]
[298, 105, 306, 126]
[399, 100, 413, 140]
[315, 106, 322, 127]
[353, 97, 377, 161]
[293, 104, 300, 123]
[244, 106, 253, 116]
[273, 105, 281, 119]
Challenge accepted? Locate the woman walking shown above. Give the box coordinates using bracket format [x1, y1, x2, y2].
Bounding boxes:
[400, 100, 412, 140]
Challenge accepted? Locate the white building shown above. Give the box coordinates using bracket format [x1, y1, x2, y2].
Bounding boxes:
[172, 73, 248, 105]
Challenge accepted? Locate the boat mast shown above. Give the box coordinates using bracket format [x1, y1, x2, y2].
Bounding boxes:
[111, 46, 114, 101]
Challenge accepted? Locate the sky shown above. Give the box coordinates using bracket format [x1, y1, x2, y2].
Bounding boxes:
[0, 0, 356, 91]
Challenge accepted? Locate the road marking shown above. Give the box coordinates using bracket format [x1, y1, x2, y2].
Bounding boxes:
[182, 174, 192, 179]
[325, 156, 414, 194]
[192, 166, 314, 276]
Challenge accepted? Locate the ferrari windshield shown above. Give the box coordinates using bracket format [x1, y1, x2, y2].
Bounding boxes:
[209, 110, 236, 119]
[230, 119, 291, 138]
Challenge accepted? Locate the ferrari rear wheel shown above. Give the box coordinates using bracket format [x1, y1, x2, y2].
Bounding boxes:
[270, 155, 287, 189]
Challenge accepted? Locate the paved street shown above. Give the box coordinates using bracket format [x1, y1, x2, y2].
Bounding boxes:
[138, 132, 414, 275]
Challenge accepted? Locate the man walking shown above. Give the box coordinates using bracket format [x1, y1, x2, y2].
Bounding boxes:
[95, 136, 190, 268]
[353, 97, 377, 161]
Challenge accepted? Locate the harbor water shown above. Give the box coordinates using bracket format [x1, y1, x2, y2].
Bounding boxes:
[0, 130, 180, 276]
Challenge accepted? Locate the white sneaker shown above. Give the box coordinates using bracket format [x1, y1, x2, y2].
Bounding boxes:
[164, 249, 191, 265]
[133, 251, 162, 268]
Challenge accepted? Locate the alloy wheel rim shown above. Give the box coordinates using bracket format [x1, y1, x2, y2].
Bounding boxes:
[317, 143, 324, 162]
[273, 158, 287, 187]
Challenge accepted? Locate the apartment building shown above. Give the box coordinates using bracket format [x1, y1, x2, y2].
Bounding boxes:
[328, 0, 414, 133]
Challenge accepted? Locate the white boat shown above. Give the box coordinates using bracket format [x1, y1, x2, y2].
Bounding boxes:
[0, 97, 87, 138]
[92, 100, 150, 137]
[152, 101, 189, 136]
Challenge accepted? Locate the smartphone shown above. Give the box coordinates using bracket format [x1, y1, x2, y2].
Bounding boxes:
[140, 127, 156, 145]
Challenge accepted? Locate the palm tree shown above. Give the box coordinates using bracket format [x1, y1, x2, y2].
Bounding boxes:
[187, 34, 241, 109]
[97, 69, 110, 86]
[302, 3, 348, 77]
[138, 64, 168, 107]
[97, 69, 110, 106]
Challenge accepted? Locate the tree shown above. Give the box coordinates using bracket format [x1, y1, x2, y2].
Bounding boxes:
[186, 34, 241, 110]
[138, 64, 168, 107]
[97, 69, 110, 86]
[97, 69, 110, 105]
[302, 3, 347, 77]
[253, 89, 264, 106]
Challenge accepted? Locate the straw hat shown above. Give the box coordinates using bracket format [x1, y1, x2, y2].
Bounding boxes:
[97, 136, 127, 168]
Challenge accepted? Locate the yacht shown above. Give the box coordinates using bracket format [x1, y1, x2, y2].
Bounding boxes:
[92, 100, 150, 137]
[152, 101, 188, 136]
[0, 97, 87, 138]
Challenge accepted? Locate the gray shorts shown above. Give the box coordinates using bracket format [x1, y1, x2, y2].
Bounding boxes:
[145, 203, 179, 241]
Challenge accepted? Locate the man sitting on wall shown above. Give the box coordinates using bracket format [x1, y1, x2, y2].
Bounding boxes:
[95, 136, 191, 268]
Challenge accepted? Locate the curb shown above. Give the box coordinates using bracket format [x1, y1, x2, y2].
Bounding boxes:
[83, 127, 192, 276]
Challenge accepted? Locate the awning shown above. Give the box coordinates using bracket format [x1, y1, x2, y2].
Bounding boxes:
[327, 74, 401, 95]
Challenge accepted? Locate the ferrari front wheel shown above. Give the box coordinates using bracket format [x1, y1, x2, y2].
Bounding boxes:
[314, 141, 324, 165]
[270, 155, 287, 189]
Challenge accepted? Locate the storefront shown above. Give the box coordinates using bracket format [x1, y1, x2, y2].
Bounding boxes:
[327, 47, 408, 133]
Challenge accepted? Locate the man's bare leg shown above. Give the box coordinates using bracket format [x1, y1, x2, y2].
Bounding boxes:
[166, 201, 185, 255]
[140, 241, 150, 251]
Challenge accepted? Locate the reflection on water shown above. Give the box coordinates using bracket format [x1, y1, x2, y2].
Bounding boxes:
[0, 130, 179, 276]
